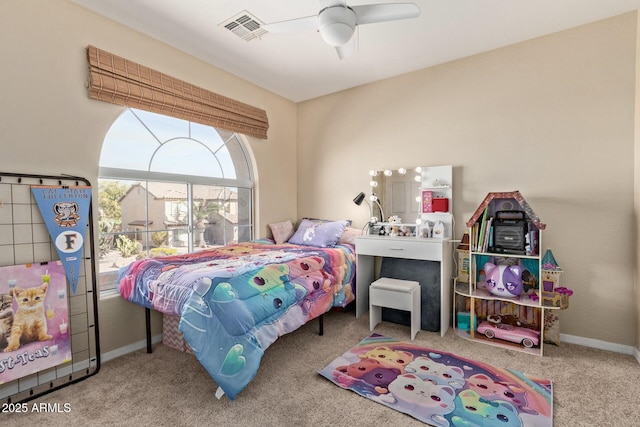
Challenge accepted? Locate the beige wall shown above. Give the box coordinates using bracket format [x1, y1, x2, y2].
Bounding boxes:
[0, 0, 298, 353]
[298, 13, 638, 347]
[636, 12, 640, 352]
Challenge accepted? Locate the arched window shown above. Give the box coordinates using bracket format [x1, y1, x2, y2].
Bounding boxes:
[98, 108, 254, 292]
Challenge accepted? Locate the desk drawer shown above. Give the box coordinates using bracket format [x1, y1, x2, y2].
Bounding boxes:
[356, 237, 443, 261]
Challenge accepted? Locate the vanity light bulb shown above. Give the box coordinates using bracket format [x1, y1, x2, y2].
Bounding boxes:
[414, 175, 422, 182]
[370, 181, 378, 187]
[415, 166, 422, 173]
[369, 170, 378, 176]
[415, 218, 422, 225]
[384, 170, 392, 176]
[369, 195, 378, 202]
[398, 168, 407, 175]
[415, 196, 421, 203]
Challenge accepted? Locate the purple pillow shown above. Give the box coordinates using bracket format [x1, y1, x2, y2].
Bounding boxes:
[288, 219, 348, 248]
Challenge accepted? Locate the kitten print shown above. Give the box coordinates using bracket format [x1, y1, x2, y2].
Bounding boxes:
[0, 293, 14, 350]
[466, 374, 538, 415]
[386, 373, 456, 427]
[405, 356, 466, 390]
[358, 346, 415, 372]
[4, 282, 52, 353]
[450, 389, 522, 427]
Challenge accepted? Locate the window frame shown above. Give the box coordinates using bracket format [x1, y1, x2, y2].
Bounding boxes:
[97, 109, 255, 294]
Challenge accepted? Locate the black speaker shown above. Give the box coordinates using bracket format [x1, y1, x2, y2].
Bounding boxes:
[492, 211, 527, 254]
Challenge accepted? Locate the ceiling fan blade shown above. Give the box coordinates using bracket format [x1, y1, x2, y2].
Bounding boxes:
[352, 3, 420, 25]
[262, 15, 318, 34]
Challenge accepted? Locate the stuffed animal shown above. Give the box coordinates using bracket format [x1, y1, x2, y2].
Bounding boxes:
[483, 262, 523, 298]
[487, 313, 522, 327]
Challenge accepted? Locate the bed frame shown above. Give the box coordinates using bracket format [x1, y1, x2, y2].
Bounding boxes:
[144, 307, 324, 353]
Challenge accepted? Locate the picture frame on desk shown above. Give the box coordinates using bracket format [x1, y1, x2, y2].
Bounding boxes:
[421, 190, 433, 213]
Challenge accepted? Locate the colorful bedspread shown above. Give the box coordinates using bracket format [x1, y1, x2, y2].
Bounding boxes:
[118, 240, 356, 399]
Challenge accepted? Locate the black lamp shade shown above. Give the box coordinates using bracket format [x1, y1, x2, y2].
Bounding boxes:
[353, 192, 366, 206]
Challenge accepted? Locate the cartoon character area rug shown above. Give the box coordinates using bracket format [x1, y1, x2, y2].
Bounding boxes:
[319, 333, 552, 427]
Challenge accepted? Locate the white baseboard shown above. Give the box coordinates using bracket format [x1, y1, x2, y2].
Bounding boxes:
[101, 334, 163, 363]
[560, 333, 639, 363]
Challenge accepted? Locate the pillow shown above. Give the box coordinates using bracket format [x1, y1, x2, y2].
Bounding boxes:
[268, 220, 295, 244]
[302, 217, 352, 226]
[289, 219, 348, 248]
[338, 226, 363, 245]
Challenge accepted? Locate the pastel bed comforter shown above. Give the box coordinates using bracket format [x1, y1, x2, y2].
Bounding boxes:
[118, 239, 356, 399]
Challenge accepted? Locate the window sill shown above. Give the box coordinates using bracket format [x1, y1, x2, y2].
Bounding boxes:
[100, 288, 122, 300]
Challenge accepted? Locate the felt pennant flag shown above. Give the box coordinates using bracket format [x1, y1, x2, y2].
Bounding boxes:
[31, 186, 92, 294]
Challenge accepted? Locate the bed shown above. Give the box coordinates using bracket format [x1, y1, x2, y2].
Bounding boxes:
[117, 228, 357, 400]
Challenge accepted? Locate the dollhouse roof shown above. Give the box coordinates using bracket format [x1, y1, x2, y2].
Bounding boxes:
[542, 249, 562, 271]
[465, 190, 546, 229]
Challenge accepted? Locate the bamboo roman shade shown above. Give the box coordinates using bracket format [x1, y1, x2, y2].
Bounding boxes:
[86, 45, 269, 139]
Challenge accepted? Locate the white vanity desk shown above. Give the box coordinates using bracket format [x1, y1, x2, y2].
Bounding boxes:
[355, 234, 452, 337]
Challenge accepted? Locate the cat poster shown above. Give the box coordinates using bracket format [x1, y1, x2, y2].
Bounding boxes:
[0, 261, 70, 384]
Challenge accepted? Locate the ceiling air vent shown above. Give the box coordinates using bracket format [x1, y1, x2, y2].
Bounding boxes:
[221, 11, 267, 42]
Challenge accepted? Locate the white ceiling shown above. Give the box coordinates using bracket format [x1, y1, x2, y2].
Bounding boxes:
[70, 0, 640, 102]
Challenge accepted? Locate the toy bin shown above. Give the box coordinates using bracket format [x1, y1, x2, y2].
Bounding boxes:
[163, 315, 194, 354]
[433, 198, 449, 212]
[457, 312, 477, 331]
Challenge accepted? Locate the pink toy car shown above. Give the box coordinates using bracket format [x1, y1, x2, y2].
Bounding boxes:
[476, 321, 540, 348]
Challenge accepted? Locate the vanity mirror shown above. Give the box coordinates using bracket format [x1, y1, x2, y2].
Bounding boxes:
[368, 167, 421, 224]
[365, 165, 453, 238]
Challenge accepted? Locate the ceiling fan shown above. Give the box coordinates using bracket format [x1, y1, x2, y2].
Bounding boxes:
[262, 1, 421, 59]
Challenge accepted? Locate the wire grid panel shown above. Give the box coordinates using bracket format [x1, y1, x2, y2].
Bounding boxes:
[0, 173, 100, 403]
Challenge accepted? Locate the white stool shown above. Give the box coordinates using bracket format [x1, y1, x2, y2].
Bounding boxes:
[369, 277, 421, 340]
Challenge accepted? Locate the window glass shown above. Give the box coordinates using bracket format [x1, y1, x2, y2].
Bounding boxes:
[190, 122, 225, 153]
[133, 109, 190, 142]
[98, 108, 254, 292]
[150, 139, 223, 177]
[99, 110, 160, 171]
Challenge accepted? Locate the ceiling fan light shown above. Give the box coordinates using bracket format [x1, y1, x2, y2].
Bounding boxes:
[318, 6, 356, 47]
